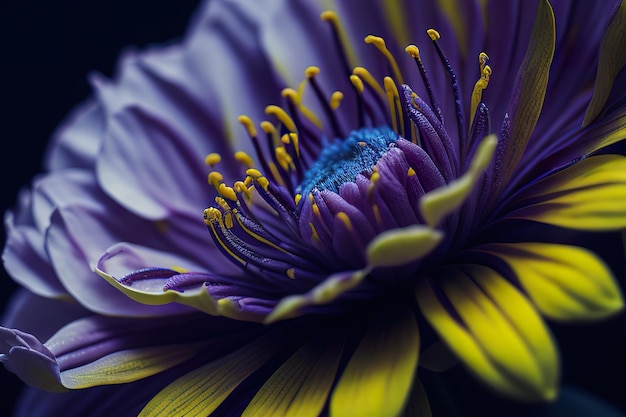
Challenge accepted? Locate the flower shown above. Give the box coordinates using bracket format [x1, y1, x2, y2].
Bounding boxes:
[2, 0, 626, 416]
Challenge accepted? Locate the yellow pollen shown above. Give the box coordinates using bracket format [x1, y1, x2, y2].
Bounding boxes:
[275, 146, 294, 171]
[208, 171, 223, 187]
[353, 67, 386, 99]
[407, 167, 416, 177]
[330, 91, 344, 110]
[234, 151, 254, 168]
[234, 181, 252, 199]
[469, 51, 493, 130]
[265, 105, 297, 132]
[287, 268, 296, 279]
[336, 212, 352, 231]
[238, 115, 257, 138]
[364, 35, 404, 84]
[349, 74, 365, 93]
[281, 87, 300, 103]
[427, 29, 441, 40]
[218, 183, 238, 202]
[205, 153, 221, 167]
[203, 207, 221, 225]
[294, 193, 302, 205]
[384, 76, 404, 136]
[405, 44, 420, 59]
[305, 66, 321, 78]
[260, 121, 281, 147]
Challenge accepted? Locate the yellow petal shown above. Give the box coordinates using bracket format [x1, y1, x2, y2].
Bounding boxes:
[60, 344, 201, 389]
[583, 1, 626, 127]
[416, 266, 558, 401]
[479, 242, 624, 320]
[366, 225, 443, 268]
[511, 155, 626, 231]
[242, 337, 344, 417]
[330, 306, 420, 417]
[139, 335, 282, 417]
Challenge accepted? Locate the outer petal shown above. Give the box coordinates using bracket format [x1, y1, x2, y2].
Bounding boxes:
[330, 306, 420, 417]
[508, 155, 626, 231]
[478, 242, 624, 320]
[416, 265, 558, 401]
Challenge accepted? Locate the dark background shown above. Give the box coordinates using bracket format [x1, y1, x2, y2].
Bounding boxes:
[0, 1, 200, 415]
[1, 1, 626, 417]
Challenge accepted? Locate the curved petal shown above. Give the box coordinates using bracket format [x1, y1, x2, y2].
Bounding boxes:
[478, 242, 624, 320]
[509, 155, 626, 231]
[330, 306, 420, 417]
[242, 335, 344, 417]
[416, 265, 558, 401]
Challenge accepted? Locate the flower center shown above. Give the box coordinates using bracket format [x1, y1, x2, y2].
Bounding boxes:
[201, 11, 496, 282]
[297, 126, 398, 197]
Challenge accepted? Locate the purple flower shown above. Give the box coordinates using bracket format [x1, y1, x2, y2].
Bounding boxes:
[2, 0, 626, 416]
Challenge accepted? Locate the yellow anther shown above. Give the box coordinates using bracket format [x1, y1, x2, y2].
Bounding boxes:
[427, 29, 441, 40]
[234, 151, 254, 168]
[243, 176, 253, 187]
[246, 168, 263, 178]
[384, 76, 404, 136]
[370, 170, 381, 184]
[364, 35, 404, 84]
[203, 207, 221, 225]
[305, 66, 321, 78]
[312, 203, 320, 216]
[265, 105, 297, 133]
[336, 212, 352, 231]
[405, 45, 420, 59]
[256, 174, 271, 190]
[288, 132, 300, 157]
[218, 183, 238, 202]
[469, 52, 493, 130]
[208, 171, 223, 187]
[281, 87, 300, 104]
[205, 153, 221, 167]
[372, 204, 383, 226]
[320, 11, 358, 69]
[349, 74, 364, 93]
[330, 91, 344, 110]
[294, 193, 302, 205]
[275, 146, 294, 171]
[407, 167, 416, 177]
[260, 121, 281, 146]
[287, 268, 296, 279]
[267, 162, 285, 187]
[238, 115, 257, 138]
[234, 181, 252, 199]
[353, 67, 386, 99]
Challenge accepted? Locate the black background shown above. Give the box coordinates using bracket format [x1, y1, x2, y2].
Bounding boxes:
[1, 1, 626, 416]
[0, 1, 200, 415]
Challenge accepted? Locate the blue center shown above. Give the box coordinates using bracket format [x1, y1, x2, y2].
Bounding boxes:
[297, 125, 398, 197]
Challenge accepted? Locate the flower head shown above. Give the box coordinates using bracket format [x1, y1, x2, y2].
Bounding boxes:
[2, 1, 626, 416]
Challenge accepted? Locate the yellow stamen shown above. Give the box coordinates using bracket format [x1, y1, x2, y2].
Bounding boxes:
[349, 74, 365, 93]
[218, 183, 238, 202]
[287, 268, 296, 279]
[384, 76, 404, 137]
[234, 181, 252, 200]
[469, 52, 492, 129]
[309, 222, 320, 243]
[203, 208, 245, 265]
[407, 167, 416, 177]
[353, 67, 386, 99]
[260, 121, 281, 147]
[234, 151, 254, 168]
[364, 35, 404, 84]
[289, 133, 300, 157]
[320, 11, 359, 69]
[215, 197, 234, 228]
[238, 115, 257, 138]
[265, 105, 297, 132]
[305, 66, 321, 78]
[205, 153, 221, 167]
[208, 171, 223, 188]
[294, 193, 302, 205]
[283, 86, 323, 129]
[275, 145, 294, 171]
[405, 44, 420, 59]
[427, 29, 441, 40]
[330, 91, 344, 110]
